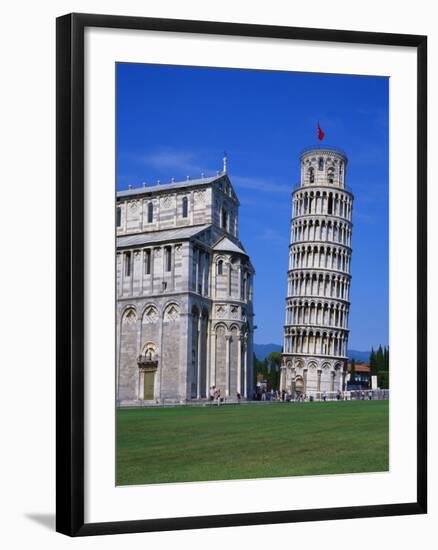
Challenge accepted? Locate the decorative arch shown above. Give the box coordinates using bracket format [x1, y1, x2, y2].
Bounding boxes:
[142, 304, 159, 324]
[141, 341, 157, 360]
[121, 307, 137, 324]
[163, 302, 181, 322]
[214, 322, 228, 334]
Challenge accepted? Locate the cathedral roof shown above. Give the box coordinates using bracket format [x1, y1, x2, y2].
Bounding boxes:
[213, 236, 248, 256]
[117, 174, 224, 198]
[117, 224, 210, 248]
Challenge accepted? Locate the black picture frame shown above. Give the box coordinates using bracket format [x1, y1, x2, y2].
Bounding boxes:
[56, 12, 427, 537]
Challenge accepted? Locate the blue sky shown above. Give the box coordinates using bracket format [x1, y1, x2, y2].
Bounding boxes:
[116, 63, 389, 352]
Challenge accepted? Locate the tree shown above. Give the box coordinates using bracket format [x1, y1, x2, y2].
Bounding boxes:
[369, 345, 389, 389]
[253, 353, 264, 390]
[369, 348, 377, 376]
[384, 346, 389, 372]
[377, 370, 389, 389]
[379, 346, 390, 389]
[266, 351, 282, 390]
[376, 345, 384, 372]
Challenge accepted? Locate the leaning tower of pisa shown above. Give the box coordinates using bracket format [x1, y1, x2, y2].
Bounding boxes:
[280, 147, 354, 398]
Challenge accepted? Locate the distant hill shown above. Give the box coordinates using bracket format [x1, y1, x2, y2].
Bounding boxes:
[254, 343, 282, 360]
[254, 343, 370, 363]
[347, 350, 370, 363]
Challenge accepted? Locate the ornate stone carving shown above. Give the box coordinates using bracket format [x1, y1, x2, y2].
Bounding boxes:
[230, 305, 239, 319]
[216, 305, 227, 319]
[143, 306, 158, 324]
[123, 309, 137, 324]
[164, 304, 180, 322]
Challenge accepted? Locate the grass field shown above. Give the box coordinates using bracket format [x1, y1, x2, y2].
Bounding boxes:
[116, 400, 389, 486]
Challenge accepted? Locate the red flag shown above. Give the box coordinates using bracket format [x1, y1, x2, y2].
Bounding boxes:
[317, 121, 325, 141]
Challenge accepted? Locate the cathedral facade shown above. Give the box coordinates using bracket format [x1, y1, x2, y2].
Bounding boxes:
[281, 147, 354, 397]
[116, 164, 254, 406]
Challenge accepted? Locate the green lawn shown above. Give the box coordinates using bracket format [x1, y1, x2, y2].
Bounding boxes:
[116, 400, 389, 486]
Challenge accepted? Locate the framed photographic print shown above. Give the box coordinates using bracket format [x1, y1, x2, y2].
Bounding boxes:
[56, 13, 427, 536]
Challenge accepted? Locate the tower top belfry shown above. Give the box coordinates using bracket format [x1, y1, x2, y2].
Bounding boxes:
[299, 146, 348, 190]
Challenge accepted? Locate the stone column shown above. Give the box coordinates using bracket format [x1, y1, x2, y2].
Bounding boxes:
[243, 335, 248, 398]
[280, 366, 286, 391]
[196, 313, 202, 399]
[136, 316, 142, 398]
[237, 333, 242, 395]
[210, 328, 216, 387]
[119, 253, 124, 297]
[140, 249, 144, 295]
[130, 250, 134, 296]
[194, 248, 199, 293]
[205, 319, 211, 397]
[171, 245, 175, 291]
[225, 333, 231, 397]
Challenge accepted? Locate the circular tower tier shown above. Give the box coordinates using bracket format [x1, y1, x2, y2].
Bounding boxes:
[281, 147, 354, 397]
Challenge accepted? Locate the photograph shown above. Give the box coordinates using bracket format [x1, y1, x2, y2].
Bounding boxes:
[115, 63, 390, 486]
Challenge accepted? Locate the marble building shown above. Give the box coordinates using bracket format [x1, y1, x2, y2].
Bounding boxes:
[281, 147, 354, 397]
[116, 159, 254, 406]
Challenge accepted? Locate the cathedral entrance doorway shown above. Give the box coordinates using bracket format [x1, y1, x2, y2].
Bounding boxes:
[137, 346, 158, 401]
[294, 376, 304, 398]
[144, 370, 155, 400]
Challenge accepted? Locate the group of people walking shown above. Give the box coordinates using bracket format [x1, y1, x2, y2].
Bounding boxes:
[207, 386, 377, 406]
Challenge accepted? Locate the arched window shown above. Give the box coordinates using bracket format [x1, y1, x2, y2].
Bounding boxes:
[221, 208, 228, 230]
[124, 252, 131, 277]
[116, 206, 122, 227]
[147, 202, 154, 223]
[318, 157, 324, 170]
[217, 260, 223, 275]
[165, 246, 172, 272]
[327, 167, 335, 184]
[308, 167, 315, 183]
[144, 249, 151, 274]
[328, 194, 333, 214]
[182, 196, 188, 218]
[242, 272, 247, 300]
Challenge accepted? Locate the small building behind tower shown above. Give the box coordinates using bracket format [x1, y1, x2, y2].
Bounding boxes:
[281, 147, 354, 398]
